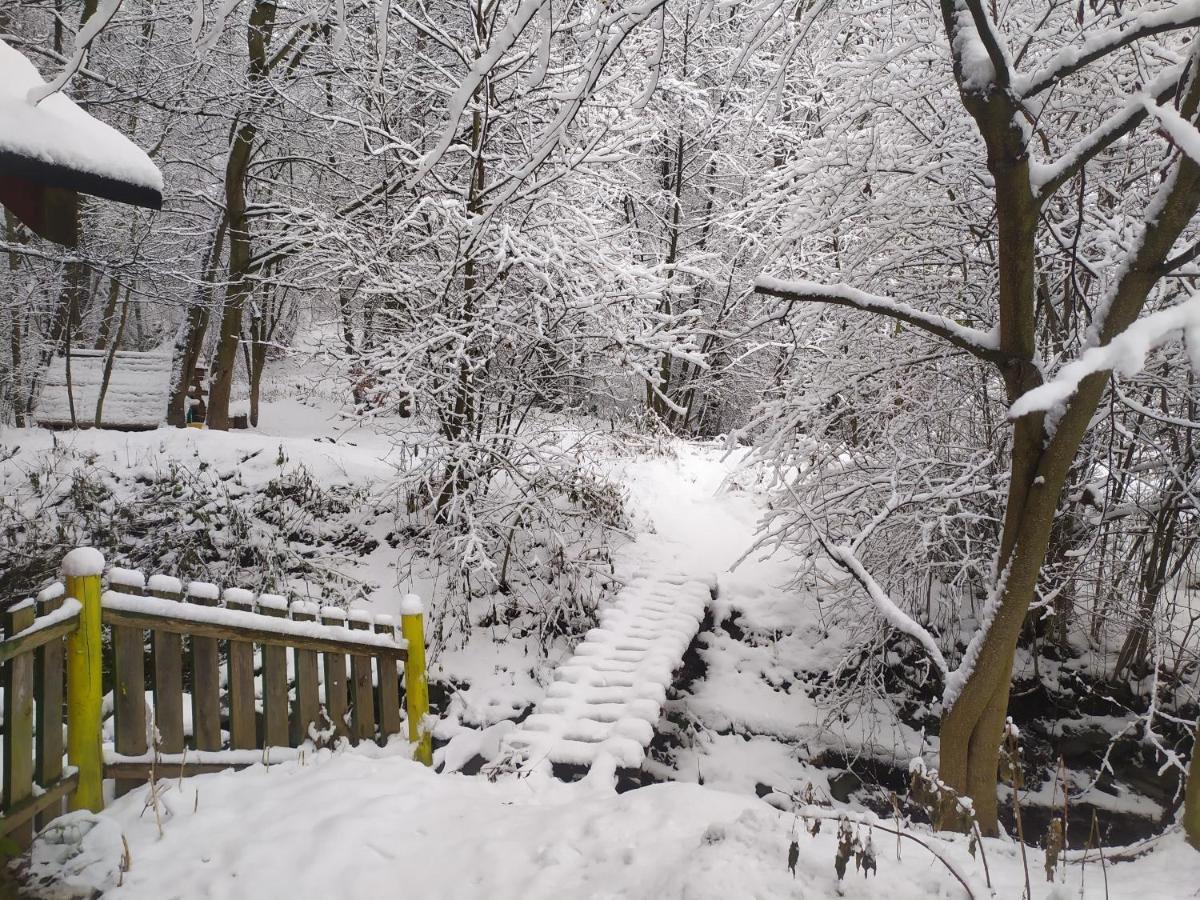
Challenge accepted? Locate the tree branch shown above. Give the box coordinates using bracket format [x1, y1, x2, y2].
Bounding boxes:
[963, 0, 1010, 89]
[1034, 78, 1180, 200]
[752, 276, 1011, 366]
[1017, 8, 1200, 97]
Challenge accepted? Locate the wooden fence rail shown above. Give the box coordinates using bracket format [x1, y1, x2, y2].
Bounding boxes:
[0, 547, 432, 853]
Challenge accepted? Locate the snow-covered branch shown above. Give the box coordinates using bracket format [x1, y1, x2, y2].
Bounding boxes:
[27, 0, 123, 105]
[1143, 96, 1200, 166]
[818, 535, 949, 676]
[753, 276, 1003, 363]
[1032, 69, 1182, 198]
[1010, 294, 1200, 419]
[1015, 4, 1200, 97]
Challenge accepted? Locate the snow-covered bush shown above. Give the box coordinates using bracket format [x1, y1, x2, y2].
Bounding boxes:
[0, 440, 375, 605]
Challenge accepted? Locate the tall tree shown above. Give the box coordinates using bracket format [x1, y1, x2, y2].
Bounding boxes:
[754, 3, 1200, 834]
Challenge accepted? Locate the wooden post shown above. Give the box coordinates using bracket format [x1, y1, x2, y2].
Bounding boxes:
[3, 600, 37, 847]
[64, 547, 104, 813]
[109, 568, 147, 797]
[223, 588, 257, 750]
[34, 584, 66, 830]
[374, 615, 402, 741]
[186, 582, 222, 751]
[148, 575, 185, 754]
[348, 609, 377, 744]
[1187, 718, 1200, 851]
[400, 595, 432, 766]
[320, 607, 350, 742]
[290, 601, 321, 745]
[258, 594, 290, 748]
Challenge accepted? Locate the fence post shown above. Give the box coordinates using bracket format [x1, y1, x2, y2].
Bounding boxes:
[400, 594, 432, 766]
[1186, 718, 1199, 850]
[63, 547, 104, 813]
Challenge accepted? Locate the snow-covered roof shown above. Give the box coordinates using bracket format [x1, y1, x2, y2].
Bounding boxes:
[35, 350, 172, 430]
[0, 38, 163, 208]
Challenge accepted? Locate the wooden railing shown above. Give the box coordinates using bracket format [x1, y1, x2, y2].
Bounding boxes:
[0, 548, 432, 852]
[0, 584, 81, 849]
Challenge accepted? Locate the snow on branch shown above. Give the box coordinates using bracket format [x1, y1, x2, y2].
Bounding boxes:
[753, 276, 1002, 361]
[944, 1, 1001, 92]
[1009, 293, 1200, 419]
[942, 561, 1011, 710]
[1031, 65, 1183, 198]
[406, 0, 550, 188]
[27, 0, 123, 105]
[1142, 96, 1200, 166]
[962, 0, 1011, 89]
[818, 536, 949, 676]
[1015, 3, 1200, 97]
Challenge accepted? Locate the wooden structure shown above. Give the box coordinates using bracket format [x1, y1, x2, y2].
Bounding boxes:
[34, 349, 173, 430]
[186, 363, 208, 425]
[0, 549, 431, 853]
[0, 38, 162, 247]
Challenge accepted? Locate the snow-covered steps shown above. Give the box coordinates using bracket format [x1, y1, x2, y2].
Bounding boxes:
[503, 574, 711, 770]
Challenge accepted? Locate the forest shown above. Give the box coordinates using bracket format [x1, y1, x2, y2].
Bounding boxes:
[2, 0, 1200, 897]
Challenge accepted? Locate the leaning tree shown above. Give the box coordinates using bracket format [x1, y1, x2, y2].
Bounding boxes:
[756, 1, 1200, 835]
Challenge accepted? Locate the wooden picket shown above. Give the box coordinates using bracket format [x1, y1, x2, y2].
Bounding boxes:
[0, 587, 82, 851]
[0, 548, 431, 853]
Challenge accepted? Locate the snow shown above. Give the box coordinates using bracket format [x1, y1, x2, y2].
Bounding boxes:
[36, 582, 65, 604]
[61, 546, 105, 578]
[503, 574, 709, 769]
[32, 745, 1200, 899]
[949, 5, 998, 91]
[0, 38, 163, 193]
[107, 567, 145, 589]
[257, 592, 289, 612]
[399, 593, 425, 616]
[1143, 97, 1200, 165]
[7, 598, 82, 642]
[221, 587, 255, 607]
[185, 581, 220, 601]
[35, 350, 173, 429]
[145, 574, 182, 595]
[1010, 294, 1200, 418]
[13, 408, 1200, 898]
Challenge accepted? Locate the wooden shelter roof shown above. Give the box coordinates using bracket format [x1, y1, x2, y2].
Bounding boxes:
[0, 38, 162, 245]
[35, 350, 172, 430]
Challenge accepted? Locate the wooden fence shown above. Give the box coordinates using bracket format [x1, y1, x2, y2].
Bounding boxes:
[0, 548, 431, 852]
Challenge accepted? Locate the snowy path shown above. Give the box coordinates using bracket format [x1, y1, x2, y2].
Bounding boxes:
[502, 573, 711, 769]
[501, 444, 757, 771]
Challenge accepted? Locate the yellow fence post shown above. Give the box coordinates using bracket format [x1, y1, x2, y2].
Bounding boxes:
[400, 594, 432, 766]
[64, 547, 105, 812]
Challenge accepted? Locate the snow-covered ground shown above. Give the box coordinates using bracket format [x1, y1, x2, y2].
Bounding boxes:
[6, 373, 1199, 898]
[26, 742, 1199, 899]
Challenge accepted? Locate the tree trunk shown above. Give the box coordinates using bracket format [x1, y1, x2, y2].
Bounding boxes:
[435, 61, 488, 523]
[207, 1, 277, 430]
[4, 210, 25, 426]
[935, 24, 1200, 836]
[169, 213, 227, 427]
[1187, 721, 1200, 851]
[93, 291, 130, 427]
